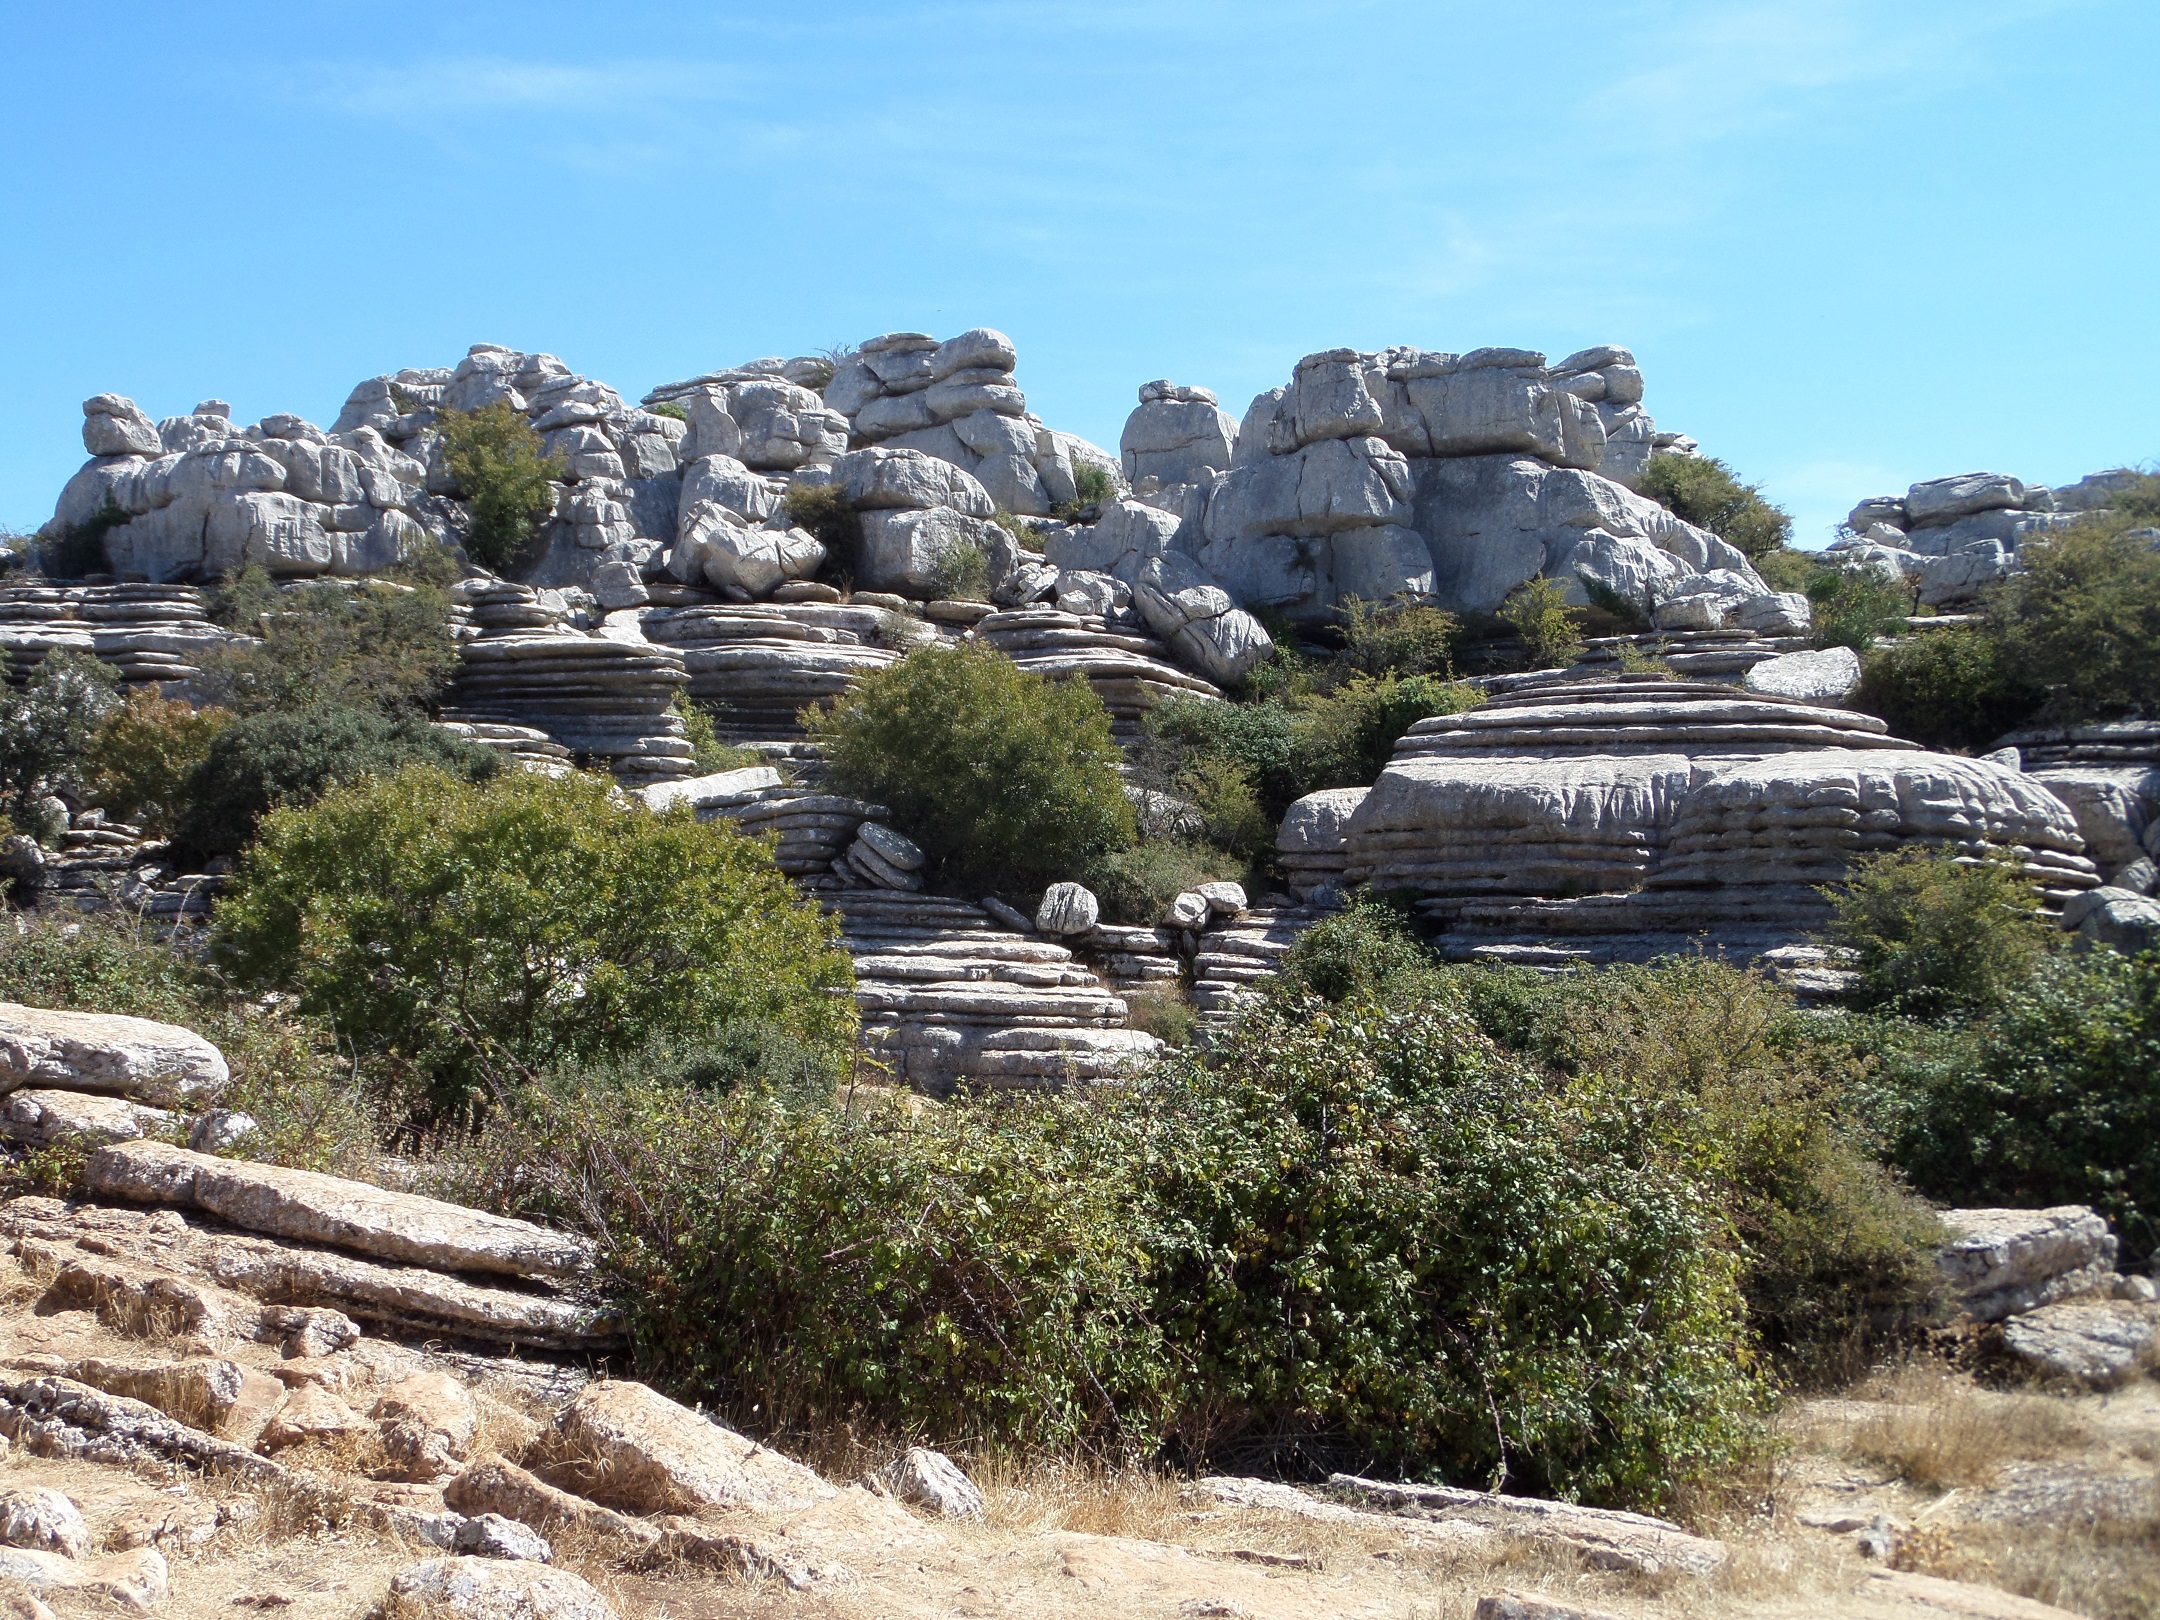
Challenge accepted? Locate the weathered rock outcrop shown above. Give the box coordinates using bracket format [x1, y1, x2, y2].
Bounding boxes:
[1300, 678, 2097, 962]
[1936, 1207, 2120, 1323]
[0, 1004, 229, 1109]
[0, 582, 230, 687]
[1831, 470, 2092, 607]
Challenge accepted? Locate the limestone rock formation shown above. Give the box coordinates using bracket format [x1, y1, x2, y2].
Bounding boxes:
[0, 1003, 230, 1109]
[1996, 719, 2160, 890]
[1303, 678, 2097, 963]
[1121, 381, 1239, 488]
[1830, 470, 2084, 607]
[530, 1379, 835, 1515]
[0, 583, 229, 687]
[1936, 1207, 2119, 1322]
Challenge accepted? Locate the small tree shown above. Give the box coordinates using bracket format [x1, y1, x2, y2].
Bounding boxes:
[1639, 452, 1793, 558]
[213, 766, 856, 1120]
[1994, 518, 2160, 722]
[807, 641, 1134, 891]
[1339, 595, 1460, 678]
[435, 404, 561, 571]
[1498, 576, 1585, 670]
[1850, 626, 2042, 752]
[84, 691, 233, 833]
[1824, 846, 2053, 1019]
[0, 650, 119, 821]
[1808, 564, 1915, 653]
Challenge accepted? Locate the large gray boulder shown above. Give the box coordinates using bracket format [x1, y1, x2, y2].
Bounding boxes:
[2000, 1300, 2160, 1389]
[529, 1379, 834, 1514]
[0, 1004, 230, 1108]
[1121, 381, 1239, 487]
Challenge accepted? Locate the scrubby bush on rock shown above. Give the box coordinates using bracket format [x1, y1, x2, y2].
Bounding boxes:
[1639, 451, 1793, 558]
[1293, 673, 1482, 792]
[1809, 564, 1915, 653]
[212, 766, 855, 1121]
[1084, 839, 1246, 927]
[1273, 894, 1437, 1003]
[1498, 575, 1584, 670]
[84, 690, 233, 835]
[783, 483, 862, 587]
[1992, 516, 2160, 722]
[1338, 594, 1461, 679]
[1824, 846, 2053, 1020]
[197, 551, 462, 717]
[807, 641, 1133, 893]
[0, 649, 118, 823]
[435, 403, 561, 571]
[1850, 626, 2043, 753]
[1459, 957, 1945, 1379]
[1849, 950, 2160, 1260]
[175, 706, 501, 857]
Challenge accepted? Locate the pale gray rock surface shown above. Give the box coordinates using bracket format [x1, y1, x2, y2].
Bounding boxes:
[1035, 882, 1101, 936]
[0, 1004, 229, 1108]
[385, 1556, 618, 1620]
[85, 1141, 596, 1280]
[0, 1089, 173, 1149]
[454, 1513, 553, 1562]
[1936, 1207, 2118, 1322]
[0, 1489, 90, 1560]
[530, 1379, 834, 1514]
[2000, 1300, 2159, 1389]
[1741, 645, 1862, 702]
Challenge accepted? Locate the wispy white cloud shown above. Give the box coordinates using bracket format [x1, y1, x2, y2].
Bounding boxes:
[303, 56, 743, 121]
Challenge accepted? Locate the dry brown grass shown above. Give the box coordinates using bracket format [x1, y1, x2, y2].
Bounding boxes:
[1887, 1506, 2160, 1620]
[1842, 1362, 2096, 1490]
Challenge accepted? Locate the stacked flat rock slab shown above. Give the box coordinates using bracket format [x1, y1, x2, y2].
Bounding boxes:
[443, 583, 693, 786]
[430, 720, 574, 776]
[0, 583, 229, 687]
[0, 1003, 228, 1151]
[1189, 902, 1329, 1025]
[830, 891, 1158, 1093]
[636, 600, 901, 739]
[710, 787, 887, 881]
[1315, 678, 2097, 964]
[973, 607, 1221, 739]
[1995, 721, 2160, 890]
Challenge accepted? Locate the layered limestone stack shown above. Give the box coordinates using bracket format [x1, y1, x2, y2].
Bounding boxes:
[1830, 472, 2078, 607]
[1276, 788, 1371, 900]
[429, 720, 574, 776]
[1, 1004, 229, 1151]
[1091, 346, 1801, 638]
[823, 330, 1122, 518]
[443, 583, 694, 786]
[1996, 721, 2160, 891]
[719, 788, 889, 881]
[635, 600, 901, 740]
[1310, 678, 2097, 963]
[0, 583, 229, 686]
[832, 891, 1159, 1093]
[972, 607, 1223, 738]
[1121, 381, 1240, 488]
[1188, 901, 1326, 1025]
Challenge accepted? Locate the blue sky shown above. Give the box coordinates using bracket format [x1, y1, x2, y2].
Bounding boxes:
[2, 1, 2153, 543]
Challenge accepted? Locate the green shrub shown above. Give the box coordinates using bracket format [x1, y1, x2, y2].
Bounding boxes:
[435, 403, 561, 571]
[1292, 673, 1482, 791]
[0, 650, 119, 820]
[1824, 846, 2054, 1020]
[1144, 697, 1304, 820]
[1808, 564, 1914, 652]
[1498, 576, 1585, 669]
[1850, 627, 2043, 751]
[1176, 752, 1274, 859]
[1459, 958, 1945, 1378]
[1852, 950, 2160, 1258]
[1124, 985, 1198, 1048]
[1072, 462, 1115, 504]
[1639, 452, 1793, 558]
[807, 641, 1133, 892]
[925, 532, 991, 601]
[0, 911, 379, 1178]
[175, 706, 501, 857]
[197, 551, 461, 717]
[1339, 595, 1459, 678]
[1130, 990, 1764, 1502]
[990, 510, 1045, 554]
[213, 766, 855, 1122]
[649, 401, 689, 423]
[1994, 518, 2160, 722]
[1273, 893, 1436, 1003]
[83, 691, 233, 834]
[783, 483, 862, 586]
[36, 496, 130, 580]
[1084, 839, 1245, 926]
[1753, 548, 1819, 592]
[462, 1078, 1167, 1454]
[671, 695, 763, 774]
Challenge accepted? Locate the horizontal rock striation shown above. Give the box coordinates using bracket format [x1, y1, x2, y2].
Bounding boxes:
[637, 599, 900, 738]
[973, 607, 1221, 738]
[1305, 678, 2097, 963]
[0, 582, 229, 687]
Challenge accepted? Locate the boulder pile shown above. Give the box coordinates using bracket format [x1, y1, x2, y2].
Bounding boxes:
[1829, 470, 2095, 606]
[820, 329, 1120, 518]
[1936, 1206, 2159, 1388]
[1084, 346, 1796, 639]
[1290, 677, 2098, 963]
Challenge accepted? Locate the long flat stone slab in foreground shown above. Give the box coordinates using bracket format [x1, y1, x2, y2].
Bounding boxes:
[85, 1141, 593, 1281]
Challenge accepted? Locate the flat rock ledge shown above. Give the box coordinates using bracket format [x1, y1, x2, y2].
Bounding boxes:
[0, 1003, 230, 1109]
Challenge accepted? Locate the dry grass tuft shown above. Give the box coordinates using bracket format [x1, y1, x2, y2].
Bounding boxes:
[1844, 1362, 2095, 1490]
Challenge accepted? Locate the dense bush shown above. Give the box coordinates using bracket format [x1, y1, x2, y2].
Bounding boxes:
[1459, 958, 1945, 1378]
[1129, 990, 1764, 1501]
[213, 766, 855, 1121]
[0, 911, 378, 1179]
[1852, 950, 2160, 1259]
[1273, 894, 1436, 1003]
[469, 985, 1764, 1504]
[1824, 847, 2053, 1020]
[807, 641, 1133, 892]
[1498, 575, 1585, 669]
[35, 495, 130, 580]
[1808, 563, 1915, 652]
[1084, 839, 1246, 926]
[1851, 626, 2043, 752]
[1993, 518, 2160, 722]
[670, 695, 762, 774]
[84, 691, 233, 833]
[435, 403, 561, 571]
[1293, 673, 1482, 790]
[174, 705, 501, 856]
[198, 552, 461, 717]
[1144, 697, 1304, 820]
[1639, 452, 1793, 559]
[0, 650, 118, 821]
